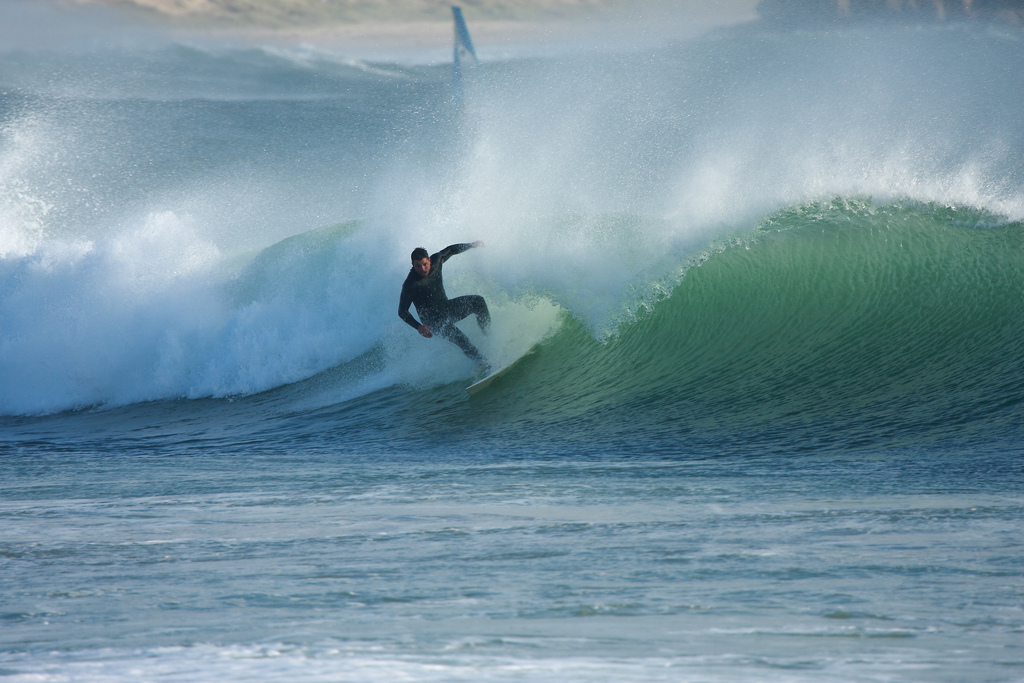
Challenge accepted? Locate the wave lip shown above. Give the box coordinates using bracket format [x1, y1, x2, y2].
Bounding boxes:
[448, 200, 1024, 450]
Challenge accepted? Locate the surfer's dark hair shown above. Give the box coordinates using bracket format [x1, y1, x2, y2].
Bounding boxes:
[411, 247, 429, 262]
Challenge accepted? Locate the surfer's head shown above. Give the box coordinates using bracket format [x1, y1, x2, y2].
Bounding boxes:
[411, 247, 431, 277]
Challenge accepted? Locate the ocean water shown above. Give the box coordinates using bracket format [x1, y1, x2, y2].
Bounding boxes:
[2, 8, 1023, 682]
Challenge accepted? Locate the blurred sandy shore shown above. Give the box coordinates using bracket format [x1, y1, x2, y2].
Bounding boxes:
[62, 0, 760, 51]
[41, 0, 1024, 53]
[66, 0, 637, 40]
[69, 0, 632, 26]
[188, 17, 623, 53]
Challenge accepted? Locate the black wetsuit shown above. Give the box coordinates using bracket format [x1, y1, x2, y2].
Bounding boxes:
[399, 243, 490, 362]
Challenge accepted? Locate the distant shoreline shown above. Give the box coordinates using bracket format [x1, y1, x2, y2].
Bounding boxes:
[68, 0, 632, 29]
[62, 0, 670, 53]
[178, 19, 610, 53]
[61, 0, 764, 55]
[69, 0, 1024, 30]
[58, 0, 1022, 55]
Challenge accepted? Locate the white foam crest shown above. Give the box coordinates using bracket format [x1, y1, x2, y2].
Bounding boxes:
[0, 181, 49, 258]
[667, 126, 1024, 229]
[181, 224, 404, 402]
[0, 114, 53, 258]
[0, 214, 402, 415]
[0, 213, 219, 413]
[106, 211, 222, 292]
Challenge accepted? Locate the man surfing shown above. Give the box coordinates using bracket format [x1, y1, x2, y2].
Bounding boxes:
[398, 242, 491, 369]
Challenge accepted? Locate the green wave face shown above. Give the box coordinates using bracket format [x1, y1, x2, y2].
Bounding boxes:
[448, 199, 1024, 451]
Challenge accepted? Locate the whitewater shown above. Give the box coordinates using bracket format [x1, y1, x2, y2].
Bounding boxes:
[1, 3, 1022, 682]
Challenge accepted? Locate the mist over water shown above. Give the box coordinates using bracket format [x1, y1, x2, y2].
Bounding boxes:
[1, 5, 1023, 682]
[2, 13, 1021, 416]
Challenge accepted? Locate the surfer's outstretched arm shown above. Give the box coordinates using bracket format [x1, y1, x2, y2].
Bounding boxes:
[436, 240, 484, 264]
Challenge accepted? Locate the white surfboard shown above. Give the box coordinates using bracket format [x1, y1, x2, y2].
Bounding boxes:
[466, 345, 536, 395]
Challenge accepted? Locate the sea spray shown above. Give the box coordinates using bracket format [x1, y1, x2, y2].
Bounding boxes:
[1, 20, 1021, 422]
[2, 11, 1023, 683]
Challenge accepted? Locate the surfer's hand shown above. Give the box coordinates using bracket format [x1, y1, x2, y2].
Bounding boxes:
[418, 325, 433, 338]
[472, 240, 485, 248]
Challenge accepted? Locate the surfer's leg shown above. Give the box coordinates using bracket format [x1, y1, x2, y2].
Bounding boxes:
[447, 295, 490, 333]
[435, 319, 485, 364]
[473, 295, 491, 333]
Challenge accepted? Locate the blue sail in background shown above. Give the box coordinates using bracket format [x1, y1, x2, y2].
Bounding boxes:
[452, 6, 479, 104]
